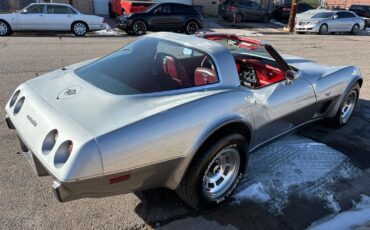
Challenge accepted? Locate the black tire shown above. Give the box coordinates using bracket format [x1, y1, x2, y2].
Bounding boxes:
[109, 4, 115, 18]
[351, 24, 360, 35]
[262, 14, 270, 23]
[327, 83, 360, 128]
[125, 28, 134, 35]
[319, 24, 328, 35]
[185, 20, 199, 35]
[0, 20, 12, 36]
[176, 133, 248, 210]
[222, 16, 229, 21]
[72, 21, 88, 36]
[131, 20, 147, 36]
[235, 13, 243, 23]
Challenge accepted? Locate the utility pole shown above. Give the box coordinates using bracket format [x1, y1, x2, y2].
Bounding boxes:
[287, 0, 298, 33]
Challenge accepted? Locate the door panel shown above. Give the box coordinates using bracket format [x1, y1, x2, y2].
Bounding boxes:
[246, 75, 316, 148]
[18, 4, 45, 30]
[46, 5, 75, 31]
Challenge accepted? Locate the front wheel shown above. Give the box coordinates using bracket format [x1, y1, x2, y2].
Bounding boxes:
[185, 21, 199, 35]
[72, 22, 88, 36]
[176, 133, 248, 209]
[319, 24, 328, 35]
[132, 20, 147, 36]
[0, 20, 12, 36]
[327, 83, 360, 128]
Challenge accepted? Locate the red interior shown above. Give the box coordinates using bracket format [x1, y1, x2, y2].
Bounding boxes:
[234, 56, 285, 87]
[194, 67, 218, 86]
[162, 55, 191, 87]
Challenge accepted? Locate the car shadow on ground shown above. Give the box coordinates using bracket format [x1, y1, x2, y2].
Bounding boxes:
[299, 99, 370, 169]
[134, 99, 370, 229]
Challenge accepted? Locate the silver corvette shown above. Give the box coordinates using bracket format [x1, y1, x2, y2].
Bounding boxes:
[5, 32, 362, 209]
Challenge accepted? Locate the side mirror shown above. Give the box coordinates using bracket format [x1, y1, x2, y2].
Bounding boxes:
[333, 15, 338, 19]
[285, 70, 297, 84]
[21, 9, 27, 14]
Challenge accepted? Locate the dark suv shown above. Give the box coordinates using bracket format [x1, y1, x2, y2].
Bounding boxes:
[349, 4, 370, 27]
[116, 3, 203, 35]
[219, 0, 271, 23]
[272, 3, 313, 20]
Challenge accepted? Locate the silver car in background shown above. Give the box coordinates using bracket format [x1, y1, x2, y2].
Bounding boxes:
[0, 3, 106, 36]
[295, 10, 365, 34]
[5, 32, 362, 209]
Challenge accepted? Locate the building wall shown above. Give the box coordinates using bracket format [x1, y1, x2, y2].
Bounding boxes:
[324, 0, 370, 8]
[193, 0, 220, 16]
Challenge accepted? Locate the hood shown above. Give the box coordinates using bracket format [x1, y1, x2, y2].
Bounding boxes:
[25, 60, 226, 138]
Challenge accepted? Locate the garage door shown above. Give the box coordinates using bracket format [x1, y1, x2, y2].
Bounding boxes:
[94, 0, 109, 15]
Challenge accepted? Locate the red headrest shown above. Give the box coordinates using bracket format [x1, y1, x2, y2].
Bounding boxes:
[194, 67, 218, 86]
[163, 56, 183, 86]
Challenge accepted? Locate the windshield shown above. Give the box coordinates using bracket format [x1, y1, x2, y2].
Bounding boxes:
[75, 37, 218, 95]
[145, 4, 159, 13]
[312, 12, 334, 18]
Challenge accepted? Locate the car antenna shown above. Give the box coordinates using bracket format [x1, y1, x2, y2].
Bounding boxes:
[61, 58, 66, 70]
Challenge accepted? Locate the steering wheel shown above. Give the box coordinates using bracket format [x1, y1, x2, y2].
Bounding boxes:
[201, 56, 215, 70]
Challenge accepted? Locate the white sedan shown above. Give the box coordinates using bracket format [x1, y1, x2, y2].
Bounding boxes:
[0, 3, 106, 36]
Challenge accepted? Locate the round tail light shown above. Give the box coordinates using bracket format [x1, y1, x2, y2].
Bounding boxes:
[9, 90, 20, 107]
[13, 97, 25, 115]
[42, 129, 58, 155]
[54, 140, 73, 168]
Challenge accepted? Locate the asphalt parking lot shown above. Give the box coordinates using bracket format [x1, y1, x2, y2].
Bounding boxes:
[0, 34, 369, 230]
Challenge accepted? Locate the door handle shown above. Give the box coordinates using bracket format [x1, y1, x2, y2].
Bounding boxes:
[39, 14, 43, 16]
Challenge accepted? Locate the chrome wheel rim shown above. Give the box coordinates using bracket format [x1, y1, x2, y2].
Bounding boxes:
[0, 22, 8, 35]
[340, 91, 357, 124]
[187, 22, 198, 34]
[133, 21, 146, 35]
[202, 146, 240, 201]
[74, 23, 86, 35]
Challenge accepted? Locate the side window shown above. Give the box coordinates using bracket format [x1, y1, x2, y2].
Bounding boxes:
[172, 5, 185, 14]
[344, 12, 355, 18]
[250, 2, 260, 9]
[47, 5, 71, 14]
[26, 5, 44, 14]
[163, 5, 171, 14]
[156, 41, 219, 87]
[240, 2, 252, 8]
[336, 12, 346, 18]
[68, 7, 78, 14]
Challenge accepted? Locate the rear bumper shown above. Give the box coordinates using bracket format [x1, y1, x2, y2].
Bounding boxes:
[5, 115, 15, 129]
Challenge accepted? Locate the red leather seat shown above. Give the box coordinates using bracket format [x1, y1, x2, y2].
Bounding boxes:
[162, 56, 190, 87]
[194, 67, 218, 86]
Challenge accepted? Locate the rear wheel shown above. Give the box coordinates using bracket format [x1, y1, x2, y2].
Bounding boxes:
[319, 24, 328, 35]
[351, 24, 360, 35]
[176, 133, 248, 209]
[327, 83, 360, 128]
[185, 21, 199, 35]
[0, 20, 12, 36]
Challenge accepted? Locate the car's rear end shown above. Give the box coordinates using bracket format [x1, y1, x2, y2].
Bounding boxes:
[219, 0, 239, 20]
[349, 5, 370, 27]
